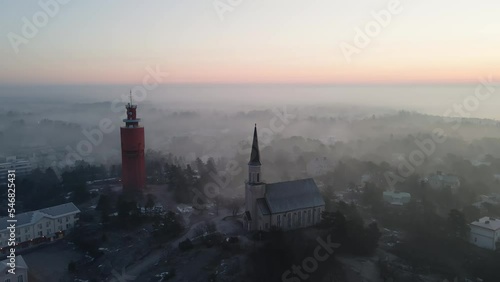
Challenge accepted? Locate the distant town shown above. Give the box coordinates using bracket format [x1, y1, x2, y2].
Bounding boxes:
[2, 98, 500, 281]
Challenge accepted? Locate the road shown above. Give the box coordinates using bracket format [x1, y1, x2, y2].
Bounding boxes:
[110, 209, 239, 282]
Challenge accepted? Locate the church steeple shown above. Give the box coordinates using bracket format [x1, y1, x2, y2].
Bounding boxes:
[248, 124, 262, 184]
[248, 124, 261, 166]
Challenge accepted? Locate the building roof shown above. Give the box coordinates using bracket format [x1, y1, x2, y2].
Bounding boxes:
[265, 178, 325, 214]
[0, 255, 28, 274]
[248, 125, 261, 166]
[429, 174, 460, 184]
[244, 211, 252, 221]
[257, 198, 271, 215]
[383, 191, 411, 199]
[0, 202, 80, 231]
[470, 217, 500, 231]
[39, 202, 79, 217]
[383, 191, 411, 206]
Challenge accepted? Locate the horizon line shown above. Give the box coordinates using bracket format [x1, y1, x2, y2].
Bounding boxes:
[0, 81, 494, 87]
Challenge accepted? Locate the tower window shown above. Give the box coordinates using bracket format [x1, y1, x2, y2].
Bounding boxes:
[257, 173, 260, 182]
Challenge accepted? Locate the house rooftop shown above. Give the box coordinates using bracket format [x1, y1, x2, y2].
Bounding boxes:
[429, 173, 460, 183]
[470, 217, 500, 231]
[383, 191, 411, 198]
[0, 255, 28, 273]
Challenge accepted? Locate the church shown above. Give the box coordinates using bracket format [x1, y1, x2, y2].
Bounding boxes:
[244, 125, 326, 231]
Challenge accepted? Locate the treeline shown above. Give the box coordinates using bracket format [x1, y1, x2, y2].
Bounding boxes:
[9, 151, 230, 213]
[320, 201, 381, 255]
[353, 178, 500, 280]
[146, 149, 231, 205]
[247, 202, 381, 282]
[10, 161, 114, 213]
[166, 157, 217, 204]
[380, 201, 500, 281]
[14, 167, 65, 211]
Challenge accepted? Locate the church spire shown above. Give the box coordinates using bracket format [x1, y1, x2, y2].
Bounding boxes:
[249, 124, 261, 166]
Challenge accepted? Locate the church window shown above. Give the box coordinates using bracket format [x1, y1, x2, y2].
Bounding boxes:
[313, 209, 316, 224]
[298, 212, 302, 227]
[288, 214, 292, 228]
[308, 210, 311, 224]
[277, 215, 281, 227]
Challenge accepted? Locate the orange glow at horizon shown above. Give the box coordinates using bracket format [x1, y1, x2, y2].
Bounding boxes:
[4, 60, 496, 85]
[2, 0, 500, 85]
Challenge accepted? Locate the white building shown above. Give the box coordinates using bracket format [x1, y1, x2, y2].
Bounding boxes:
[0, 156, 33, 184]
[383, 191, 411, 206]
[0, 203, 80, 254]
[427, 171, 460, 192]
[470, 217, 500, 251]
[244, 125, 325, 231]
[472, 194, 500, 213]
[0, 156, 32, 184]
[0, 255, 28, 282]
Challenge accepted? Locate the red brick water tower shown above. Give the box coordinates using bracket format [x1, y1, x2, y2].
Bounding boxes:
[120, 92, 146, 193]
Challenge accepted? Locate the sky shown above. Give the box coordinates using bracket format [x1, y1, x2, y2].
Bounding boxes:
[1, 0, 500, 85]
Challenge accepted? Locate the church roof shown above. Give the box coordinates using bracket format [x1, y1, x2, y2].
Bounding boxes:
[248, 124, 261, 166]
[257, 198, 271, 215]
[265, 178, 324, 214]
